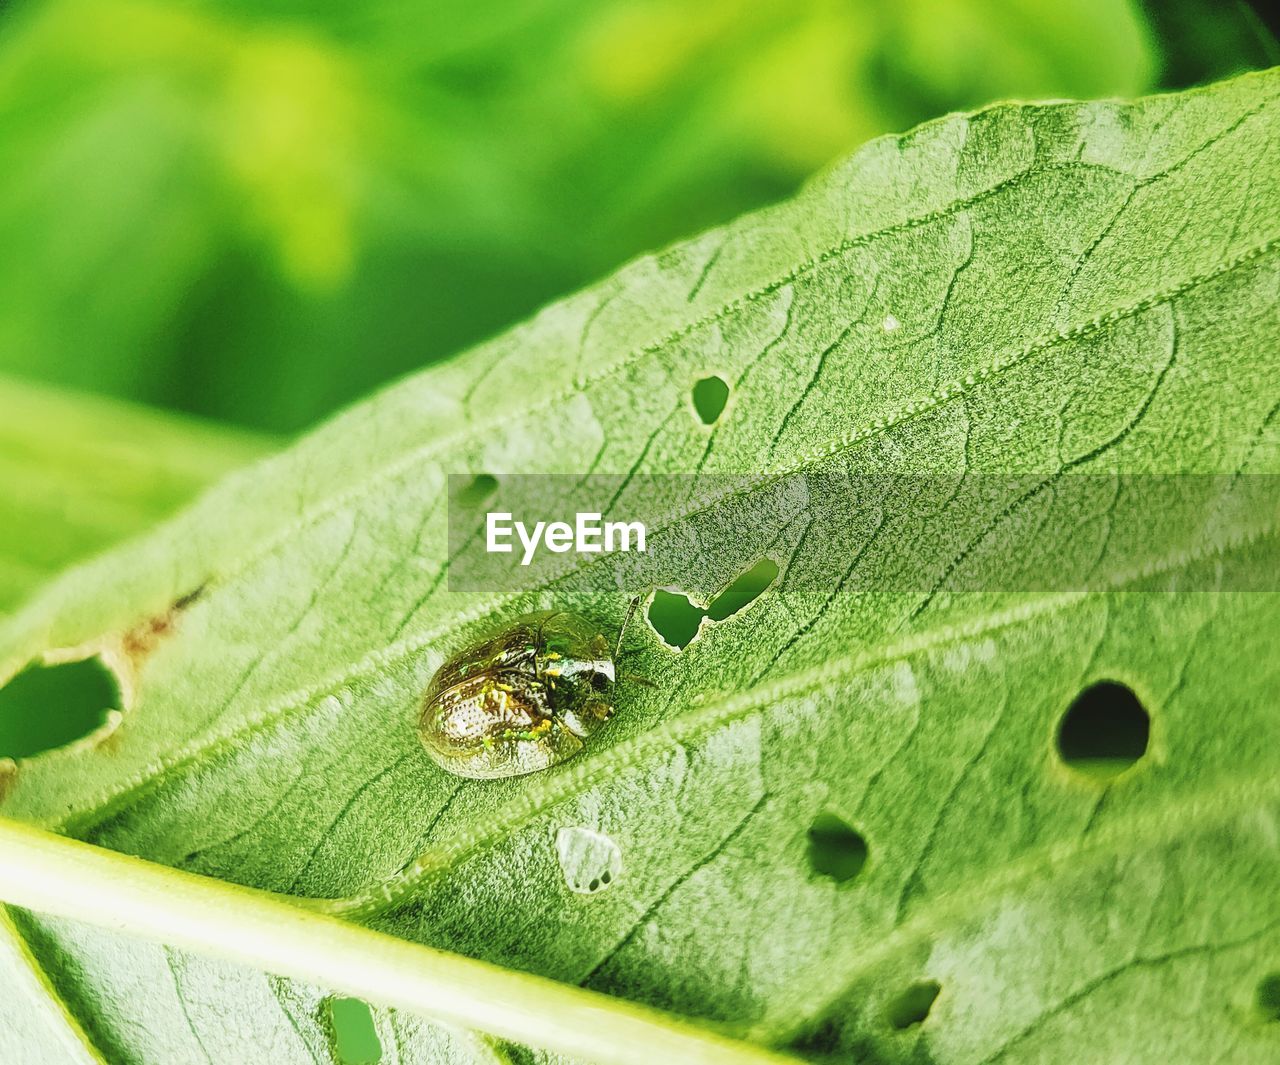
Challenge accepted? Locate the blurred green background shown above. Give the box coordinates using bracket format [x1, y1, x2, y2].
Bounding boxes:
[0, 0, 1275, 435]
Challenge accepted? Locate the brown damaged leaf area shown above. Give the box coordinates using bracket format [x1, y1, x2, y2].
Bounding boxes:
[93, 585, 207, 713]
[119, 585, 204, 662]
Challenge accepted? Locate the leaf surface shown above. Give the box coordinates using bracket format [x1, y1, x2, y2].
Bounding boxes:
[1, 69, 1279, 1064]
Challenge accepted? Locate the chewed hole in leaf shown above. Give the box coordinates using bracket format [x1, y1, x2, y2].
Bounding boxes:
[806, 812, 868, 883]
[692, 375, 730, 424]
[706, 559, 778, 621]
[647, 589, 704, 650]
[1257, 973, 1280, 1021]
[1057, 680, 1149, 779]
[647, 559, 779, 650]
[555, 826, 622, 895]
[886, 980, 940, 1029]
[0, 658, 117, 759]
[329, 997, 382, 1064]
[455, 473, 498, 508]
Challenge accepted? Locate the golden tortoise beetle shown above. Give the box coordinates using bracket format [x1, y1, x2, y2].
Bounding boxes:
[418, 601, 638, 780]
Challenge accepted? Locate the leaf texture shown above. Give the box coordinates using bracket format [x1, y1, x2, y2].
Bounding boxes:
[1, 69, 1279, 1064]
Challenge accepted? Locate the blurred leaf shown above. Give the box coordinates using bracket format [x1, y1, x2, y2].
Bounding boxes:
[0, 374, 273, 613]
[0, 0, 1157, 431]
[1140, 0, 1280, 88]
[0, 68, 1278, 1063]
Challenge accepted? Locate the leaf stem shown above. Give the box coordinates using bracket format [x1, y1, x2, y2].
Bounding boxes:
[0, 817, 798, 1065]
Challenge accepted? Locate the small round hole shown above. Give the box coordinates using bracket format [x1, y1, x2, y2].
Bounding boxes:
[1056, 680, 1149, 780]
[455, 474, 498, 508]
[886, 980, 940, 1029]
[1257, 973, 1280, 1021]
[807, 812, 868, 883]
[329, 997, 382, 1064]
[692, 376, 730, 425]
[0, 658, 117, 759]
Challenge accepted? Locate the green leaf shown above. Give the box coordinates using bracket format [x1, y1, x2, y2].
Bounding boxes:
[0, 905, 105, 1065]
[0, 375, 274, 615]
[2, 68, 1280, 1063]
[0, 817, 790, 1065]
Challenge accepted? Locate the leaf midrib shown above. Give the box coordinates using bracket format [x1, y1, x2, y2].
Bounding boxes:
[0, 819, 803, 1065]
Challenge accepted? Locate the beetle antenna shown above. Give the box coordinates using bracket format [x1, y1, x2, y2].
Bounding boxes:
[615, 594, 641, 660]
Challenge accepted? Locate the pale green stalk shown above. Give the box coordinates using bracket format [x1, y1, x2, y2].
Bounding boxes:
[0, 818, 799, 1065]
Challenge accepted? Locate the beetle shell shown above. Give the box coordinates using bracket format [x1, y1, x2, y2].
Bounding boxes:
[418, 611, 616, 779]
